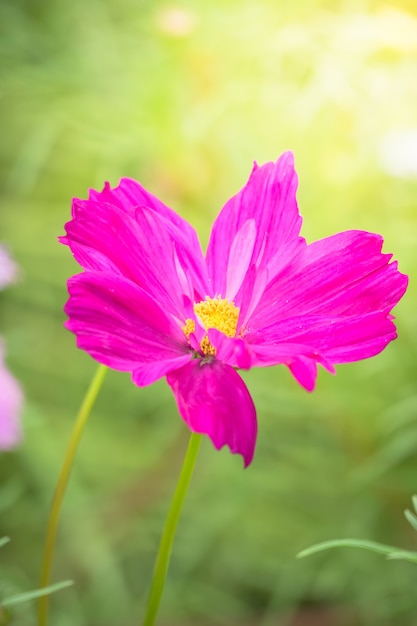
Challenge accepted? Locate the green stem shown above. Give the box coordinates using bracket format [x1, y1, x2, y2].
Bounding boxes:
[38, 364, 108, 626]
[142, 432, 202, 626]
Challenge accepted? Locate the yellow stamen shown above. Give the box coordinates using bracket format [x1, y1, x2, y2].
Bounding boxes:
[182, 296, 240, 356]
[182, 318, 195, 339]
[200, 335, 216, 356]
[194, 296, 240, 337]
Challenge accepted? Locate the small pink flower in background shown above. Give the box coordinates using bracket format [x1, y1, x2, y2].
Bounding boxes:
[0, 245, 23, 450]
[61, 152, 407, 467]
[0, 341, 23, 449]
[0, 245, 19, 290]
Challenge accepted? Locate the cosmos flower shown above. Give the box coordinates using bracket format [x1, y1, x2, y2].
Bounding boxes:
[0, 246, 23, 450]
[61, 153, 407, 466]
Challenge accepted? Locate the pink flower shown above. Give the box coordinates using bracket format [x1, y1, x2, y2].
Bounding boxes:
[0, 341, 23, 450]
[0, 245, 19, 290]
[61, 153, 407, 467]
[0, 246, 23, 450]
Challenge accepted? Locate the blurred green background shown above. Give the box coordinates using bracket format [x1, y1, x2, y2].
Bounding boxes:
[1, 0, 417, 624]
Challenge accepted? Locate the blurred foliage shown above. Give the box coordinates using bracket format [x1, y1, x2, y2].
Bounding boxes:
[1, 0, 417, 624]
[297, 495, 417, 563]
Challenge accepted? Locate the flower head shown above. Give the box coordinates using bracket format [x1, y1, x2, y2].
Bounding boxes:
[61, 153, 408, 466]
[0, 246, 23, 450]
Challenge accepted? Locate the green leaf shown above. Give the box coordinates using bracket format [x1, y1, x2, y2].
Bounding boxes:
[412, 495, 417, 515]
[0, 537, 10, 550]
[386, 550, 417, 564]
[2, 580, 74, 607]
[404, 508, 417, 532]
[297, 539, 399, 559]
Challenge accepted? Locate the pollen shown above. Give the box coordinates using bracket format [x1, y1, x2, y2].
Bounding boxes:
[181, 296, 239, 357]
[200, 335, 216, 356]
[182, 318, 195, 339]
[194, 296, 240, 337]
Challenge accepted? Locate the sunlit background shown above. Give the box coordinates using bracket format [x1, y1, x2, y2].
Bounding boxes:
[1, 0, 417, 624]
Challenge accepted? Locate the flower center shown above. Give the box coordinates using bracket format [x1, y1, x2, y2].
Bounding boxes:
[182, 296, 240, 356]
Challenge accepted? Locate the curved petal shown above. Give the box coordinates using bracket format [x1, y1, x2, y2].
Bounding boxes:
[61, 200, 208, 319]
[249, 230, 408, 329]
[207, 330, 335, 392]
[243, 230, 407, 387]
[86, 178, 209, 300]
[0, 342, 23, 450]
[65, 272, 191, 384]
[206, 152, 305, 307]
[132, 357, 192, 387]
[246, 311, 397, 391]
[288, 358, 319, 392]
[87, 177, 199, 242]
[248, 339, 334, 391]
[164, 225, 209, 304]
[275, 312, 398, 364]
[208, 329, 254, 370]
[167, 359, 257, 467]
[225, 219, 257, 301]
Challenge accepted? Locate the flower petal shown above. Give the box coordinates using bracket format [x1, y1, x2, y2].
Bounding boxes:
[250, 230, 408, 329]
[225, 219, 257, 302]
[65, 272, 191, 384]
[87, 177, 199, 243]
[206, 152, 305, 306]
[280, 312, 399, 364]
[61, 200, 208, 319]
[288, 357, 319, 392]
[243, 230, 407, 388]
[167, 359, 257, 467]
[208, 329, 254, 370]
[246, 311, 397, 390]
[249, 339, 335, 391]
[245, 231, 408, 389]
[0, 342, 23, 450]
[86, 178, 209, 301]
[132, 357, 192, 387]
[209, 326, 334, 378]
